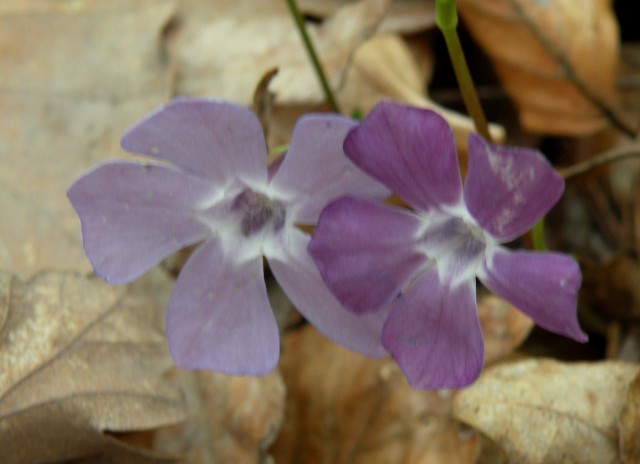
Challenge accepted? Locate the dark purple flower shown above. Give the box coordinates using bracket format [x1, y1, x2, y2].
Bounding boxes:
[68, 98, 390, 375]
[308, 101, 587, 389]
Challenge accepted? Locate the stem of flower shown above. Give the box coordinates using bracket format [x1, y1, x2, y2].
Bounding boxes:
[435, 0, 491, 141]
[531, 218, 547, 251]
[285, 0, 342, 114]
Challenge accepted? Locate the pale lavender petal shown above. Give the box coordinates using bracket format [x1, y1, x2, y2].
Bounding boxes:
[67, 161, 214, 284]
[121, 98, 267, 185]
[308, 196, 424, 314]
[344, 101, 462, 212]
[166, 239, 279, 374]
[479, 247, 587, 342]
[270, 115, 389, 224]
[266, 228, 387, 357]
[464, 134, 563, 241]
[382, 270, 484, 389]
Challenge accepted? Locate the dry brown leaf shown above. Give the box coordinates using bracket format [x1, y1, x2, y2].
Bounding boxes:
[0, 0, 177, 279]
[619, 369, 640, 463]
[0, 271, 186, 464]
[458, 0, 621, 135]
[153, 370, 285, 464]
[453, 359, 638, 464]
[478, 294, 533, 364]
[271, 325, 480, 464]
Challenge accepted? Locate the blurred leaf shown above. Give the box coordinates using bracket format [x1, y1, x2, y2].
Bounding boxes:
[271, 326, 480, 464]
[153, 370, 286, 464]
[0, 271, 186, 464]
[453, 359, 637, 464]
[619, 369, 640, 463]
[0, 0, 176, 279]
[458, 0, 621, 135]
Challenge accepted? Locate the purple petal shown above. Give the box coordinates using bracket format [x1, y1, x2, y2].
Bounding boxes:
[344, 101, 462, 212]
[166, 239, 279, 375]
[464, 134, 563, 241]
[121, 98, 268, 185]
[67, 161, 214, 284]
[266, 228, 388, 357]
[269, 114, 389, 224]
[308, 196, 424, 314]
[383, 270, 484, 389]
[479, 247, 587, 342]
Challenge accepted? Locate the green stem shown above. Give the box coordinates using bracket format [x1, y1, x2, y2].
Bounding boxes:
[436, 0, 491, 141]
[285, 0, 341, 113]
[531, 218, 547, 251]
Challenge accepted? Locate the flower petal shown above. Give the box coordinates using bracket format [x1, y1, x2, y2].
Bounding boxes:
[121, 98, 267, 186]
[308, 196, 424, 314]
[464, 133, 563, 241]
[269, 114, 389, 224]
[383, 270, 483, 389]
[166, 239, 279, 375]
[344, 101, 462, 212]
[67, 161, 214, 284]
[266, 228, 387, 357]
[479, 247, 587, 342]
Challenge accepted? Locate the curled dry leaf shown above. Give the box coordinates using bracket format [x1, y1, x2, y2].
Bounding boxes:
[271, 325, 480, 464]
[619, 369, 640, 463]
[0, 272, 186, 464]
[477, 294, 533, 365]
[153, 370, 286, 464]
[458, 0, 621, 135]
[0, 0, 177, 279]
[453, 359, 638, 464]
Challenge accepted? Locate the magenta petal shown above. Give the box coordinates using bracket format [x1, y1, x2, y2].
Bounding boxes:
[267, 229, 387, 357]
[464, 134, 564, 241]
[308, 196, 424, 314]
[166, 239, 279, 375]
[67, 161, 214, 284]
[479, 248, 587, 342]
[121, 98, 267, 185]
[270, 115, 389, 224]
[344, 101, 462, 212]
[383, 270, 484, 389]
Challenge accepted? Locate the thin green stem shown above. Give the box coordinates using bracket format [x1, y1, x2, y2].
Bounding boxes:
[531, 218, 547, 251]
[436, 0, 491, 141]
[285, 0, 341, 113]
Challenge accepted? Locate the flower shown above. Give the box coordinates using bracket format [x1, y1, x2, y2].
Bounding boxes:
[308, 101, 587, 389]
[67, 98, 390, 375]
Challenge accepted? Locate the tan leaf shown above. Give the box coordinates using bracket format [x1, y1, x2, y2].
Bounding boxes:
[458, 0, 621, 135]
[271, 325, 480, 464]
[0, 271, 186, 464]
[153, 370, 286, 464]
[619, 369, 640, 463]
[0, 0, 177, 279]
[478, 294, 533, 364]
[453, 359, 638, 464]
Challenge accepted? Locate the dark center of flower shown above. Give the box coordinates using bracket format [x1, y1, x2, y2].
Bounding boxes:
[231, 189, 286, 237]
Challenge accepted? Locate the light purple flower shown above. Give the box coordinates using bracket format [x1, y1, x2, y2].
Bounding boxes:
[308, 101, 588, 389]
[67, 98, 390, 375]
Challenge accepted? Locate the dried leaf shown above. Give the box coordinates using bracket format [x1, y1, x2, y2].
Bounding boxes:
[458, 0, 621, 135]
[453, 359, 638, 464]
[0, 0, 177, 279]
[0, 271, 186, 464]
[153, 370, 286, 464]
[271, 325, 480, 464]
[620, 369, 640, 463]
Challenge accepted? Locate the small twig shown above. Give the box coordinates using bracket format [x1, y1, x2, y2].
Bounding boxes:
[285, 0, 342, 113]
[558, 145, 640, 180]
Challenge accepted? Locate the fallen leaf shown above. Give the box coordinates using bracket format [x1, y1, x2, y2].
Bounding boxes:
[153, 370, 285, 464]
[619, 369, 640, 463]
[0, 271, 186, 464]
[478, 294, 533, 364]
[271, 325, 480, 464]
[0, 0, 177, 279]
[458, 0, 621, 135]
[453, 359, 638, 464]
